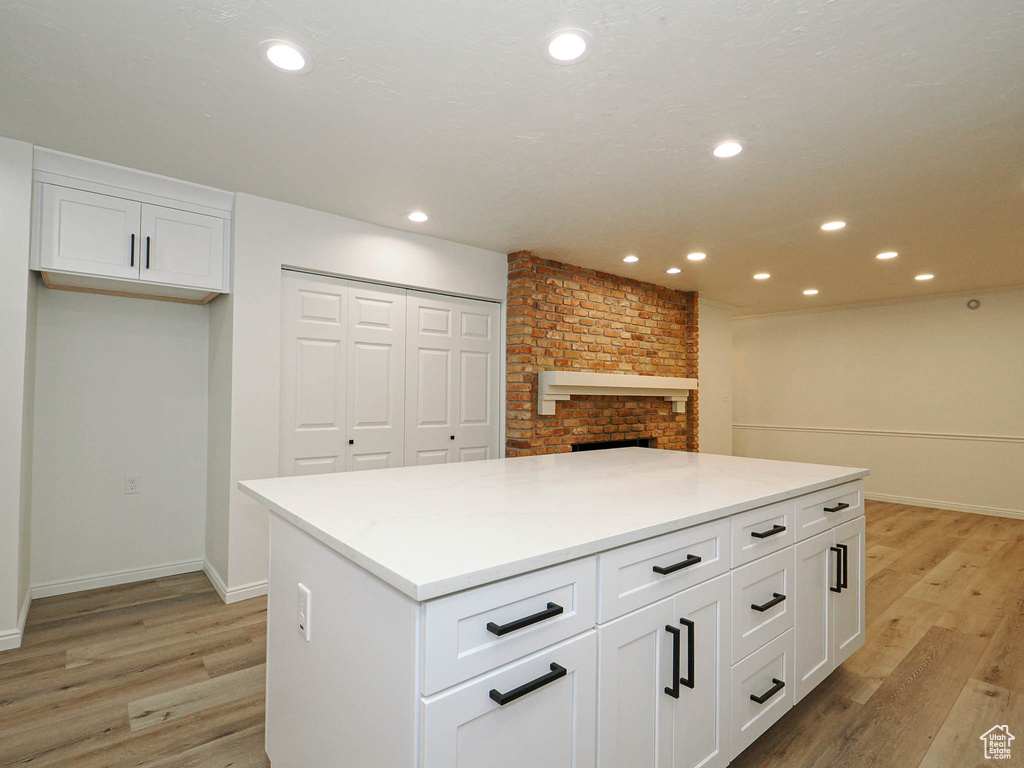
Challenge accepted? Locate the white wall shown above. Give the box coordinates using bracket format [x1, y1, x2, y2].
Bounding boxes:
[697, 300, 734, 455]
[0, 136, 33, 650]
[30, 290, 209, 594]
[208, 193, 508, 600]
[733, 290, 1024, 517]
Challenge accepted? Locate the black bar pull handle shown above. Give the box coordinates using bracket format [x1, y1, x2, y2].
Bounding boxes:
[750, 678, 786, 704]
[679, 617, 695, 690]
[489, 663, 566, 706]
[751, 592, 786, 612]
[653, 554, 702, 575]
[130, 233, 135, 267]
[751, 524, 787, 539]
[838, 543, 849, 590]
[664, 625, 681, 698]
[830, 546, 843, 593]
[145, 236, 151, 269]
[487, 602, 563, 636]
[824, 502, 850, 513]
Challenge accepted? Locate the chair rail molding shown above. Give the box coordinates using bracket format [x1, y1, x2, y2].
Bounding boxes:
[538, 371, 698, 416]
[731, 424, 1024, 445]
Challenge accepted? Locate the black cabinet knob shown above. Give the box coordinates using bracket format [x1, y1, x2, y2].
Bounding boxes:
[348, 439, 354, 445]
[450, 435, 455, 440]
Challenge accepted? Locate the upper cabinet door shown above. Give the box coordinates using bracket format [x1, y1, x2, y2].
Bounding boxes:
[346, 282, 406, 472]
[140, 204, 226, 291]
[39, 185, 141, 280]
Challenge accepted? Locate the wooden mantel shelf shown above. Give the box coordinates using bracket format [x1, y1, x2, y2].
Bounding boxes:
[537, 371, 699, 416]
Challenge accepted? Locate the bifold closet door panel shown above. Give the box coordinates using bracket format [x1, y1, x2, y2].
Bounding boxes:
[405, 291, 501, 466]
[280, 272, 348, 476]
[346, 282, 406, 471]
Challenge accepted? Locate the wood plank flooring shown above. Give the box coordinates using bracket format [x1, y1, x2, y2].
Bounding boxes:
[1, 501, 1023, 767]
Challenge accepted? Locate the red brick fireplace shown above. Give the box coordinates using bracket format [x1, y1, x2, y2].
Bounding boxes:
[506, 251, 699, 457]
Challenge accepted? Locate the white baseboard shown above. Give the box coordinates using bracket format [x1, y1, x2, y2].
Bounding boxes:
[865, 493, 1024, 520]
[0, 591, 32, 652]
[203, 560, 268, 605]
[30, 559, 205, 600]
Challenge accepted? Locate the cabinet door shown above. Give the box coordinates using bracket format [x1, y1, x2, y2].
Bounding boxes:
[280, 272, 347, 476]
[597, 598, 675, 768]
[793, 531, 834, 702]
[405, 291, 501, 466]
[140, 204, 225, 290]
[672, 574, 731, 768]
[832, 516, 866, 666]
[39, 184, 141, 279]
[346, 282, 406, 471]
[422, 631, 596, 768]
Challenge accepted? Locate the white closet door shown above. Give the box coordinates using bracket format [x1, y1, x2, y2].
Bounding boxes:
[39, 185, 141, 279]
[346, 282, 406, 471]
[405, 291, 501, 466]
[280, 272, 348, 476]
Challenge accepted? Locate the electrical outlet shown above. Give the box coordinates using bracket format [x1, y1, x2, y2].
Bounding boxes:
[297, 583, 311, 641]
[125, 475, 140, 495]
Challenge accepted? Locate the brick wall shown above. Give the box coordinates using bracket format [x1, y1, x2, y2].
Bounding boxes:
[506, 251, 699, 457]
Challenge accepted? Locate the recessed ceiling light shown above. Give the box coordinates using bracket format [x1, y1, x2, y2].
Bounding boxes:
[622, 255, 639, 263]
[260, 40, 313, 74]
[915, 273, 934, 281]
[753, 273, 771, 280]
[876, 251, 898, 260]
[686, 252, 707, 261]
[803, 289, 819, 295]
[821, 221, 846, 231]
[544, 29, 592, 64]
[407, 211, 429, 223]
[712, 141, 744, 158]
[666, 267, 681, 274]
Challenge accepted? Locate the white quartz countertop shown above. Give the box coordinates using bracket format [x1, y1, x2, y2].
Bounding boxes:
[239, 449, 868, 601]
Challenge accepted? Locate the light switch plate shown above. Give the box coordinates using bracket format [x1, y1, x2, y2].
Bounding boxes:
[297, 583, 311, 642]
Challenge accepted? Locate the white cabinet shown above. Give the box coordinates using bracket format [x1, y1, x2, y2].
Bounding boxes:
[140, 203, 226, 290]
[405, 290, 502, 466]
[597, 574, 730, 768]
[280, 274, 501, 476]
[35, 184, 229, 294]
[793, 515, 866, 701]
[421, 631, 597, 768]
[38, 185, 141, 280]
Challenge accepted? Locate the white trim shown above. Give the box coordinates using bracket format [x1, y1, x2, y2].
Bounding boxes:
[33, 147, 234, 216]
[733, 284, 1024, 320]
[732, 423, 1024, 445]
[203, 560, 269, 604]
[30, 559, 204, 599]
[866, 492, 1024, 521]
[699, 297, 737, 311]
[0, 591, 32, 652]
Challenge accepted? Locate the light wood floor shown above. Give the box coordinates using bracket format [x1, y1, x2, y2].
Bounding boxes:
[2, 501, 1023, 767]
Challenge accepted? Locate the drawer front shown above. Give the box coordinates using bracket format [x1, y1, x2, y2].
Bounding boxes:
[422, 557, 596, 695]
[730, 629, 794, 760]
[731, 499, 796, 568]
[794, 480, 864, 541]
[731, 548, 794, 663]
[421, 631, 597, 768]
[598, 518, 730, 622]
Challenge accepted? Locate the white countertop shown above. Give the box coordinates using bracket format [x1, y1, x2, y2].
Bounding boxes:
[239, 449, 868, 601]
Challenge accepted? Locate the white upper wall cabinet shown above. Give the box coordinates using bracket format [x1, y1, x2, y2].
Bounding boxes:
[30, 148, 232, 301]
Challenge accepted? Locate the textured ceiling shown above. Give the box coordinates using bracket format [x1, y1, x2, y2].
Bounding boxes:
[1, 0, 1022, 314]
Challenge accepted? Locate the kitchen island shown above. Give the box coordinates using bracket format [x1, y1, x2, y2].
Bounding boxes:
[240, 448, 868, 768]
